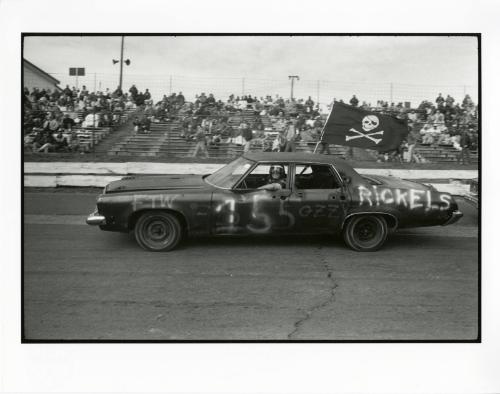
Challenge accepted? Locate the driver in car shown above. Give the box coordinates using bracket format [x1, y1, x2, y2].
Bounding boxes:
[259, 165, 287, 190]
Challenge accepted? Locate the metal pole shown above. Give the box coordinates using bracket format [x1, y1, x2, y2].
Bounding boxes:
[75, 75, 78, 90]
[288, 75, 299, 100]
[313, 104, 334, 153]
[316, 80, 320, 105]
[93, 73, 97, 92]
[119, 36, 124, 90]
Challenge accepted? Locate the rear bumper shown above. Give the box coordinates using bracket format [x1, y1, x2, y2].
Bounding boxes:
[86, 210, 106, 226]
[442, 210, 463, 226]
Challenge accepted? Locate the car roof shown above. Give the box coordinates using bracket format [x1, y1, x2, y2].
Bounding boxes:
[242, 152, 357, 174]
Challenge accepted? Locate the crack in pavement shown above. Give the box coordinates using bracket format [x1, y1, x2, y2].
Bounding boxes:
[287, 245, 338, 339]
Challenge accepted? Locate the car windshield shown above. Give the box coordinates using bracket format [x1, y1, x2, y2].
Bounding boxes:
[205, 157, 254, 189]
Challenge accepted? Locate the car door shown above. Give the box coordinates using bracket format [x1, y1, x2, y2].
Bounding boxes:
[287, 163, 347, 233]
[212, 162, 294, 235]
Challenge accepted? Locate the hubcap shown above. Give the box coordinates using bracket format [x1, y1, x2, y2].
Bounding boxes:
[352, 218, 382, 247]
[144, 218, 173, 246]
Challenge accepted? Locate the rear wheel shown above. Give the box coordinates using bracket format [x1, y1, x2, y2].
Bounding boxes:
[134, 211, 183, 252]
[343, 215, 388, 252]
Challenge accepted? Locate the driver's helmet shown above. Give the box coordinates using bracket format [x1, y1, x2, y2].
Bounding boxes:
[269, 165, 286, 180]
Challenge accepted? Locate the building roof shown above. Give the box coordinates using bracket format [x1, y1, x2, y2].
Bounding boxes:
[23, 58, 60, 85]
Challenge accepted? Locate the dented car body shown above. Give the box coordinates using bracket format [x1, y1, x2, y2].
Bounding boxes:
[87, 152, 462, 252]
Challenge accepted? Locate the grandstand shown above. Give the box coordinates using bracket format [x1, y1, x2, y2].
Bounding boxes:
[23, 84, 479, 165]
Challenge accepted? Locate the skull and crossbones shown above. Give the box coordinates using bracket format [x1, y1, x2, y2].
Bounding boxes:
[346, 115, 384, 144]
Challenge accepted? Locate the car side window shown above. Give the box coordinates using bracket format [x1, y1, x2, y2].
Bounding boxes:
[294, 164, 341, 190]
[236, 163, 289, 189]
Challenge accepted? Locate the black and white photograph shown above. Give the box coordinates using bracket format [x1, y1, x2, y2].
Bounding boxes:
[21, 34, 479, 341]
[2, 0, 500, 392]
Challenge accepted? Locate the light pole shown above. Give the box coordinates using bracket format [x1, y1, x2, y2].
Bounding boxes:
[112, 36, 131, 90]
[288, 75, 299, 100]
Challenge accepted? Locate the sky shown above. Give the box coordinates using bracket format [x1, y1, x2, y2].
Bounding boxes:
[23, 35, 479, 105]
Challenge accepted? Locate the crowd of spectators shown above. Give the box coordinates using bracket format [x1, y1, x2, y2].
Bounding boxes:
[135, 91, 326, 158]
[23, 84, 144, 153]
[136, 89, 478, 162]
[24, 83, 478, 163]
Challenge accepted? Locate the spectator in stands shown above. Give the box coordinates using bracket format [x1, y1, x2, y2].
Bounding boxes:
[192, 125, 209, 158]
[62, 113, 76, 131]
[133, 116, 142, 134]
[53, 132, 69, 152]
[272, 131, 287, 152]
[305, 96, 314, 112]
[83, 108, 100, 128]
[458, 129, 471, 165]
[144, 89, 151, 101]
[406, 126, 419, 163]
[35, 131, 57, 153]
[349, 95, 359, 107]
[135, 92, 145, 107]
[129, 85, 138, 101]
[435, 93, 445, 108]
[445, 94, 455, 107]
[63, 85, 72, 97]
[284, 120, 296, 152]
[177, 92, 185, 106]
[241, 123, 253, 153]
[141, 115, 151, 134]
[113, 86, 123, 98]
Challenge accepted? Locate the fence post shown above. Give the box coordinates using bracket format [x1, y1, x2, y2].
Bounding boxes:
[316, 80, 320, 105]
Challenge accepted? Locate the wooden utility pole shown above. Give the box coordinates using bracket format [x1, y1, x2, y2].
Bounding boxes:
[119, 36, 124, 90]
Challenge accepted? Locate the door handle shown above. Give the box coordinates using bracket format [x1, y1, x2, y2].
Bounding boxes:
[280, 195, 287, 200]
[296, 192, 304, 198]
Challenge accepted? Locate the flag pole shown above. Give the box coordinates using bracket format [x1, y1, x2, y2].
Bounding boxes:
[313, 102, 334, 153]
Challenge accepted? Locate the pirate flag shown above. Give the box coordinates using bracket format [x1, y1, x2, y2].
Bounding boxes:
[320, 102, 409, 151]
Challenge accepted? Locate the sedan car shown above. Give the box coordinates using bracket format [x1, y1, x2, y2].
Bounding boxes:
[87, 152, 463, 252]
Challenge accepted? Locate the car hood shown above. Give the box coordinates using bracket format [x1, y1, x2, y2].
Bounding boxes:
[105, 174, 209, 193]
[362, 174, 431, 191]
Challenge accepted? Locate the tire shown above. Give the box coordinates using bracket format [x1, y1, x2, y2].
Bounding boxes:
[343, 215, 388, 252]
[134, 211, 183, 252]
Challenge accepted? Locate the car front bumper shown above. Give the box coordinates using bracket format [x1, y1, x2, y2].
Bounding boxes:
[442, 210, 463, 226]
[86, 210, 106, 226]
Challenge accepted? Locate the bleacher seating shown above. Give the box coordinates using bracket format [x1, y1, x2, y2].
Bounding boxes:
[108, 114, 351, 159]
[415, 143, 478, 164]
[68, 107, 137, 151]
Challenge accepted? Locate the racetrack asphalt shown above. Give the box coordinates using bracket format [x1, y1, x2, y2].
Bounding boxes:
[23, 189, 479, 341]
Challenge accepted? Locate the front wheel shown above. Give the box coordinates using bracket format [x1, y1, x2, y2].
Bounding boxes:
[343, 215, 388, 252]
[134, 211, 183, 252]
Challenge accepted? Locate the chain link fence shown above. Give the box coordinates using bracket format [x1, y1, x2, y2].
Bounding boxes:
[47, 72, 478, 109]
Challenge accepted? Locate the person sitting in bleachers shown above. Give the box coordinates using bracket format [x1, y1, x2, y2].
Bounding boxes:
[62, 113, 76, 131]
[82, 109, 100, 128]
